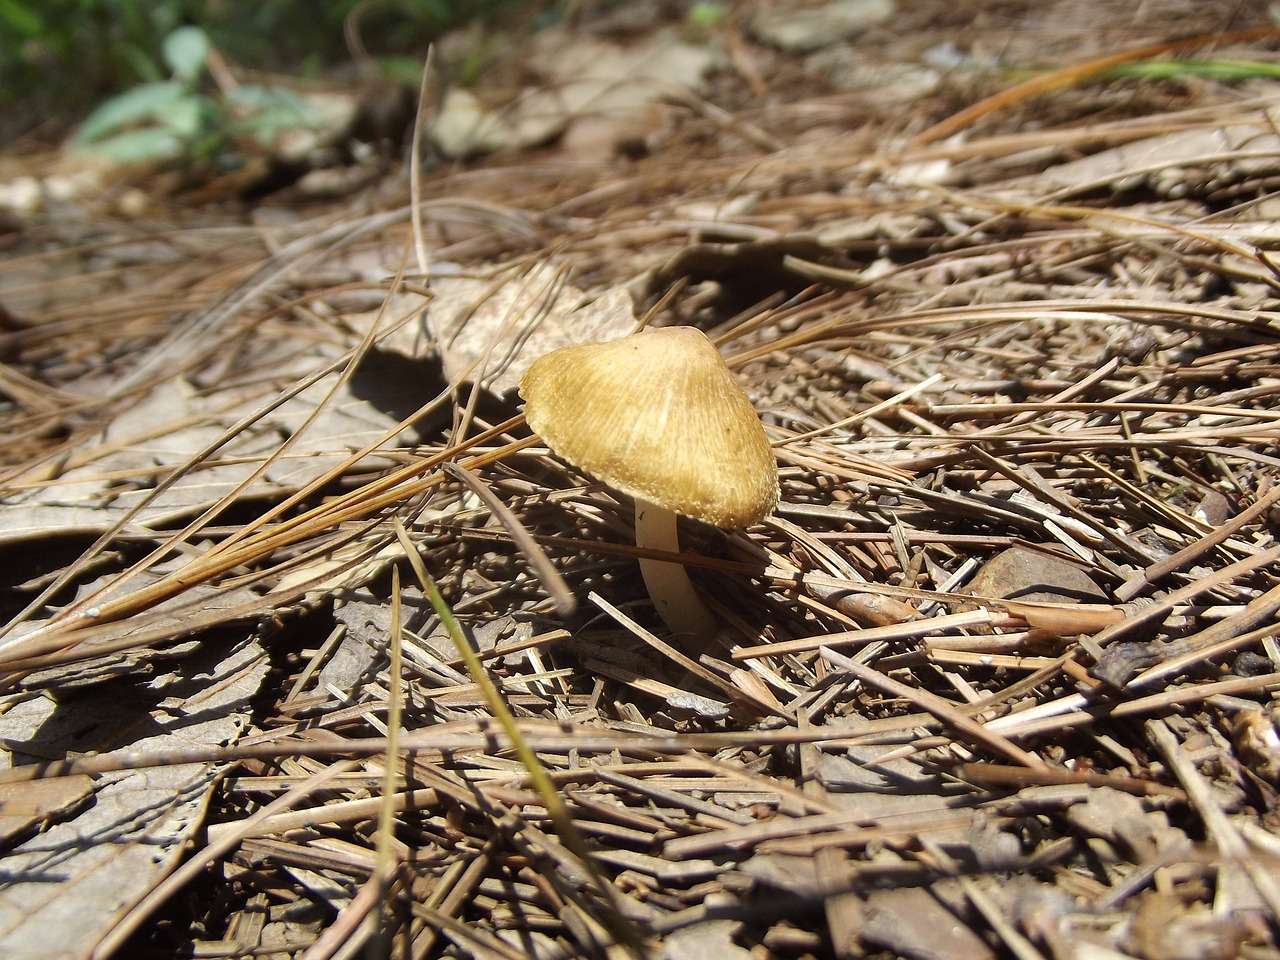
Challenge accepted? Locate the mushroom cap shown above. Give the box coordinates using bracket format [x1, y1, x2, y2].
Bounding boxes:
[519, 326, 779, 528]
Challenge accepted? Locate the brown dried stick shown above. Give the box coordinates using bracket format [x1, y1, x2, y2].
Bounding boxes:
[1117, 485, 1280, 601]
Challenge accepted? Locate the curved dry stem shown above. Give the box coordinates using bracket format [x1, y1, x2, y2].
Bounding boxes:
[634, 499, 717, 641]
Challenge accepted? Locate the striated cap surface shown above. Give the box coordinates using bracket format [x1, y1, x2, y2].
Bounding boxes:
[519, 326, 779, 528]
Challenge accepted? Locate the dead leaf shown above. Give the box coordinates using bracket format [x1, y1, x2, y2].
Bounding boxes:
[664, 918, 753, 960]
[0, 775, 95, 847]
[1234, 708, 1280, 783]
[431, 32, 715, 158]
[0, 637, 267, 959]
[1129, 892, 1248, 960]
[425, 262, 636, 394]
[1032, 122, 1280, 196]
[836, 592, 919, 626]
[1064, 786, 1189, 861]
[999, 599, 1125, 635]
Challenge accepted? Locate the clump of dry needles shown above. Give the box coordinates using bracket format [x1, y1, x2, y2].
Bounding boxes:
[1, 5, 1280, 960]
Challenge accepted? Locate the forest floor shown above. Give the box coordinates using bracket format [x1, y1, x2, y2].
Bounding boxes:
[2, 2, 1280, 959]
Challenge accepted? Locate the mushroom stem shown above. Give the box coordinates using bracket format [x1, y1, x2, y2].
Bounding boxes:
[634, 499, 717, 641]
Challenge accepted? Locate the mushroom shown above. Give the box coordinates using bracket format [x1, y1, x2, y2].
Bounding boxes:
[519, 326, 778, 640]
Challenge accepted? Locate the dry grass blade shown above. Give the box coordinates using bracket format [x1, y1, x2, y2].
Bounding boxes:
[910, 25, 1280, 146]
[1148, 719, 1280, 917]
[446, 461, 577, 616]
[7, 6, 1280, 956]
[392, 525, 648, 958]
[1118, 485, 1280, 600]
[735, 609, 994, 660]
[589, 591, 787, 718]
[368, 562, 406, 950]
[0, 420, 534, 674]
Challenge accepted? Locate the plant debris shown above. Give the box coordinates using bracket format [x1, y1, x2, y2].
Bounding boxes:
[2, 2, 1280, 958]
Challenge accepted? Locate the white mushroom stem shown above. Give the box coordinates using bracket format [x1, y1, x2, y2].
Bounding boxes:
[634, 499, 717, 641]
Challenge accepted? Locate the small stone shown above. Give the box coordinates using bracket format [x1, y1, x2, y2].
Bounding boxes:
[429, 88, 512, 158]
[0, 176, 42, 214]
[1233, 651, 1274, 677]
[752, 0, 895, 53]
[1192, 489, 1233, 526]
[967, 546, 1109, 605]
[805, 52, 940, 105]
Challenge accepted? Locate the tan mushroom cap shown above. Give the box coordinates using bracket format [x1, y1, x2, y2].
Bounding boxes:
[519, 326, 779, 528]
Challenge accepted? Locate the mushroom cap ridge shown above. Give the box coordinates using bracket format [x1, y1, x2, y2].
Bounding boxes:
[519, 326, 779, 529]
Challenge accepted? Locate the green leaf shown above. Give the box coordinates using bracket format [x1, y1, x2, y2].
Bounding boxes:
[162, 25, 210, 84]
[687, 2, 728, 29]
[73, 81, 187, 144]
[158, 94, 216, 140]
[73, 128, 185, 164]
[224, 84, 309, 114]
[225, 85, 320, 143]
[0, 0, 44, 37]
[378, 56, 425, 87]
[119, 41, 163, 85]
[1105, 59, 1280, 81]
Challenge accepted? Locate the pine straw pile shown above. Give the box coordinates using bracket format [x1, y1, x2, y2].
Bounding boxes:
[3, 14, 1280, 960]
